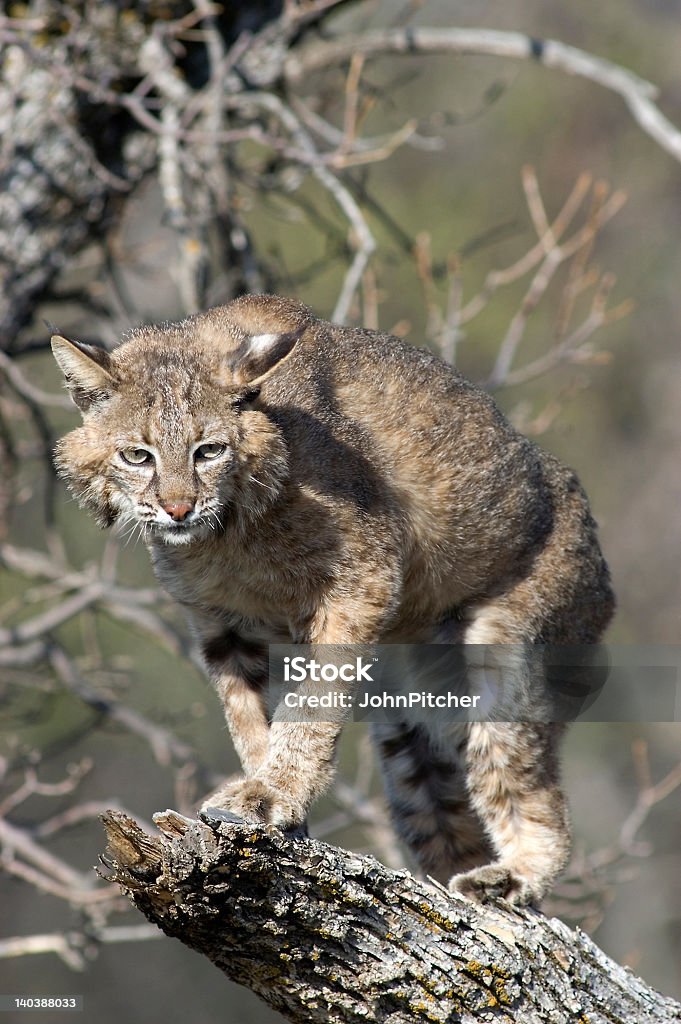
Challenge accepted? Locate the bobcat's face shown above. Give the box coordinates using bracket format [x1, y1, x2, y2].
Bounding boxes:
[87, 381, 257, 546]
[54, 365, 286, 545]
[51, 296, 308, 544]
[108, 435, 234, 546]
[107, 432, 232, 546]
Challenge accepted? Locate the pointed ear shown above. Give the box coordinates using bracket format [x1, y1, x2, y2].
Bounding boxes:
[51, 336, 116, 412]
[230, 325, 305, 385]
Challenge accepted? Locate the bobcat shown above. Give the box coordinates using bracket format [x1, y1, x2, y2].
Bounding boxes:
[51, 293, 614, 906]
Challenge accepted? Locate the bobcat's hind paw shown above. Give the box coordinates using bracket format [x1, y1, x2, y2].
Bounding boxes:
[449, 864, 541, 907]
[200, 777, 304, 831]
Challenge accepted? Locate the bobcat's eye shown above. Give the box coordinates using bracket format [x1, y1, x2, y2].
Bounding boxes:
[120, 447, 154, 466]
[195, 443, 226, 462]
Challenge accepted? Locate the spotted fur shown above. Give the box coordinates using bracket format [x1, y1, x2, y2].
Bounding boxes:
[51, 294, 615, 906]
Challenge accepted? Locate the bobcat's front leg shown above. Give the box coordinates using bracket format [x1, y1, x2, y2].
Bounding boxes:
[214, 712, 345, 828]
[196, 620, 345, 826]
[199, 629, 271, 789]
[217, 586, 398, 829]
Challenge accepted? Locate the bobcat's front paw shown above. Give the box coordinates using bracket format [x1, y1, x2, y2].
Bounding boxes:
[449, 864, 540, 907]
[201, 777, 303, 830]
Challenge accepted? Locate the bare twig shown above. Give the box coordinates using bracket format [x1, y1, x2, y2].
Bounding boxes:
[486, 186, 626, 387]
[552, 745, 681, 928]
[456, 172, 594, 325]
[286, 27, 681, 168]
[0, 761, 91, 818]
[0, 351, 72, 410]
[231, 91, 376, 323]
[0, 925, 162, 969]
[48, 645, 196, 767]
[0, 816, 105, 900]
[412, 168, 627, 395]
[0, 582, 106, 647]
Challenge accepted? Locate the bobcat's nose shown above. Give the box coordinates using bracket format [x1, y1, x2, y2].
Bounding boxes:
[161, 500, 195, 522]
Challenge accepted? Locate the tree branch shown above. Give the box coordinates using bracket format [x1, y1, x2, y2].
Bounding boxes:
[100, 810, 681, 1024]
[0, 924, 161, 970]
[285, 27, 681, 168]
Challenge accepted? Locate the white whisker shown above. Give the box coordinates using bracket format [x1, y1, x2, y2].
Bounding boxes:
[249, 475, 278, 497]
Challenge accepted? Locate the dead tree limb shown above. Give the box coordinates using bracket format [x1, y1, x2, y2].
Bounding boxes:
[100, 810, 681, 1024]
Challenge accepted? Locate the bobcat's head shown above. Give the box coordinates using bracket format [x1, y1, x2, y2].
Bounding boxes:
[51, 295, 311, 545]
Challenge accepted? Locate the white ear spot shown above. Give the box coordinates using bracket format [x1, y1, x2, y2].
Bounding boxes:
[248, 333, 281, 354]
[230, 324, 305, 384]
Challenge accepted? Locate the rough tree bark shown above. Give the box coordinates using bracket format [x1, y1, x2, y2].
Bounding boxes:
[100, 810, 681, 1024]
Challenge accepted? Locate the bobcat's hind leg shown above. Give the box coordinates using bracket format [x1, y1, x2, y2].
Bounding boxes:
[449, 720, 570, 905]
[372, 721, 493, 883]
[450, 608, 571, 906]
